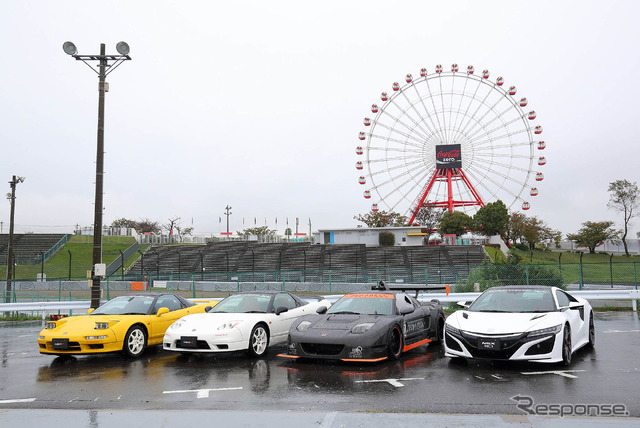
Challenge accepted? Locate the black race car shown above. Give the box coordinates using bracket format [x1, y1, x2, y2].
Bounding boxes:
[279, 289, 445, 362]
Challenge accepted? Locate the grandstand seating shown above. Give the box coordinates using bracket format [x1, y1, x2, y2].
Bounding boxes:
[127, 241, 488, 278]
[0, 234, 68, 264]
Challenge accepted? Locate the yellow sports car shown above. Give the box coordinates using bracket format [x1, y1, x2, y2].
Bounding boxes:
[38, 293, 216, 358]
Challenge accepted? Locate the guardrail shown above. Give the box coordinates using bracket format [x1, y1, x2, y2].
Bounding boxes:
[417, 290, 640, 311]
[0, 298, 222, 323]
[1, 290, 638, 319]
[0, 300, 91, 322]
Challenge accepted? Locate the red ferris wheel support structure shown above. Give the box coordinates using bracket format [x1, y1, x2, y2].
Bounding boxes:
[407, 167, 485, 225]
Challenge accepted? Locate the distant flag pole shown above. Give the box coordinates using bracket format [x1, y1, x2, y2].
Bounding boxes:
[254, 217, 256, 225]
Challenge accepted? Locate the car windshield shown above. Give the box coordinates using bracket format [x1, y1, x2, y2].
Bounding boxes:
[468, 288, 556, 313]
[92, 296, 155, 315]
[209, 294, 271, 313]
[327, 294, 394, 316]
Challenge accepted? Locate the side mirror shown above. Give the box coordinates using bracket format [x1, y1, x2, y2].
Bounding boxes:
[400, 306, 415, 315]
[275, 306, 288, 315]
[457, 301, 471, 309]
[204, 306, 212, 312]
[156, 307, 170, 317]
[316, 306, 328, 315]
[87, 308, 95, 314]
[568, 302, 584, 310]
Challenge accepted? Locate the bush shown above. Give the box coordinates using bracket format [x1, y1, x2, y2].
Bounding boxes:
[458, 263, 565, 292]
[379, 231, 395, 246]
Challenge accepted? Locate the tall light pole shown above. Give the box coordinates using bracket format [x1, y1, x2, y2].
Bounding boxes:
[63, 41, 131, 308]
[5, 175, 25, 303]
[224, 205, 232, 236]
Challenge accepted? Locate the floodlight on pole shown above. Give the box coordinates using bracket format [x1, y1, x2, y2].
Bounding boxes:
[62, 41, 77, 56]
[63, 41, 131, 309]
[116, 41, 130, 55]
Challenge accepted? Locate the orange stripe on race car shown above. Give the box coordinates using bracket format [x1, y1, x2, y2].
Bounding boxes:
[341, 357, 388, 362]
[403, 338, 432, 352]
[344, 293, 394, 299]
[277, 354, 299, 359]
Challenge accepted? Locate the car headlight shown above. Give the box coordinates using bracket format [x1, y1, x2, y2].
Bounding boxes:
[297, 321, 312, 332]
[445, 323, 460, 335]
[95, 322, 109, 330]
[351, 323, 375, 334]
[528, 324, 562, 337]
[217, 321, 241, 330]
[171, 320, 186, 330]
[38, 336, 45, 340]
[45, 322, 57, 330]
[85, 335, 107, 340]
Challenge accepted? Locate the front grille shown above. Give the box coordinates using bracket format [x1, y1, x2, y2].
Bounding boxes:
[458, 331, 528, 360]
[301, 343, 344, 356]
[67, 342, 81, 351]
[177, 339, 211, 350]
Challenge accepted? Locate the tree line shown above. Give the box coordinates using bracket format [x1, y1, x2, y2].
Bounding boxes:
[354, 179, 639, 256]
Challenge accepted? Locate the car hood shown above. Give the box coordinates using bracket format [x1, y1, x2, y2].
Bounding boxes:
[308, 313, 387, 331]
[447, 311, 562, 335]
[169, 312, 270, 331]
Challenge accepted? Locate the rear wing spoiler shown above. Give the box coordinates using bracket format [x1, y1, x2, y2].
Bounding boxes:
[372, 281, 450, 298]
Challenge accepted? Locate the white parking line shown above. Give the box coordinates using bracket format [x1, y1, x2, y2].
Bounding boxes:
[603, 330, 640, 334]
[521, 370, 586, 379]
[0, 398, 36, 404]
[163, 387, 242, 399]
[355, 377, 424, 387]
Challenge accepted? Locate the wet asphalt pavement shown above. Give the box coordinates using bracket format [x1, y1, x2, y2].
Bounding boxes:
[0, 312, 639, 424]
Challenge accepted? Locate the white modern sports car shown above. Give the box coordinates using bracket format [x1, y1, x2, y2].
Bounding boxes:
[444, 286, 595, 365]
[163, 291, 331, 357]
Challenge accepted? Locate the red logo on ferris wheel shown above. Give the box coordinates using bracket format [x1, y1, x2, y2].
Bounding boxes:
[437, 149, 460, 159]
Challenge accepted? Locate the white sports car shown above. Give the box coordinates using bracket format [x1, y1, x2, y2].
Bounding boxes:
[163, 291, 331, 357]
[444, 286, 595, 365]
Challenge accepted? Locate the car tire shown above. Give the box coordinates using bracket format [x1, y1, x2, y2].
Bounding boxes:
[247, 324, 269, 357]
[587, 313, 596, 348]
[388, 325, 403, 360]
[123, 325, 147, 358]
[431, 315, 445, 344]
[561, 324, 572, 366]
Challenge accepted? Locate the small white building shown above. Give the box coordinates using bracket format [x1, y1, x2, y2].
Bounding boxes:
[313, 226, 427, 246]
[314, 226, 489, 246]
[314, 226, 491, 247]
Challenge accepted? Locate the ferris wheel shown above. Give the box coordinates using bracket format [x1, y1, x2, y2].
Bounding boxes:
[356, 64, 546, 224]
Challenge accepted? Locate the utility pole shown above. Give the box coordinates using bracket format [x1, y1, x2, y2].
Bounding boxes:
[63, 41, 131, 308]
[224, 205, 232, 235]
[5, 176, 25, 303]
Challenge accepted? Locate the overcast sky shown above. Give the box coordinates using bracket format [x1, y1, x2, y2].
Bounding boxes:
[1, 0, 639, 238]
